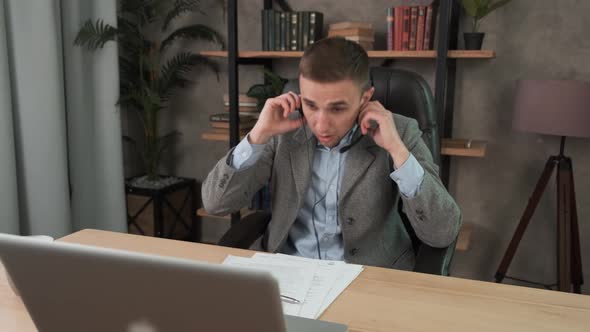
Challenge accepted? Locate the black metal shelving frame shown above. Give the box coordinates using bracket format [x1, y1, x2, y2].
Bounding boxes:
[225, 0, 461, 225]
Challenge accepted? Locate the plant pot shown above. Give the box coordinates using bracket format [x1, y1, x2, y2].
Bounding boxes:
[464, 32, 485, 50]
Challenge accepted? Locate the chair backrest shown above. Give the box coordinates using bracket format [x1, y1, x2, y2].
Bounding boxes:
[369, 67, 440, 165]
[369, 68, 455, 276]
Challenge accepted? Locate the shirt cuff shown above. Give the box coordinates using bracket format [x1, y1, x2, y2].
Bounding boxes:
[230, 134, 266, 170]
[389, 153, 425, 198]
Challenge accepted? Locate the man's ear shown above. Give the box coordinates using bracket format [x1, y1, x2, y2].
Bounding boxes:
[362, 86, 375, 103]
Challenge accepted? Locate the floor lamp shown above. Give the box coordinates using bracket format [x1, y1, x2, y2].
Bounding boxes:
[495, 79, 590, 293]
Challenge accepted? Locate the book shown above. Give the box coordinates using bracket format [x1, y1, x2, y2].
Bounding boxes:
[423, 3, 437, 50]
[344, 35, 374, 42]
[297, 12, 304, 51]
[387, 8, 394, 51]
[394, 7, 403, 50]
[208, 128, 251, 135]
[402, 6, 410, 50]
[274, 11, 281, 51]
[223, 94, 258, 104]
[296, 12, 304, 51]
[268, 10, 275, 51]
[280, 12, 287, 51]
[308, 12, 323, 46]
[262, 10, 268, 51]
[409, 6, 418, 50]
[327, 28, 374, 38]
[223, 106, 259, 113]
[223, 101, 257, 107]
[285, 12, 292, 50]
[301, 12, 310, 49]
[329, 21, 372, 30]
[210, 120, 256, 130]
[209, 113, 258, 122]
[416, 6, 426, 51]
[290, 12, 299, 51]
[202, 131, 246, 141]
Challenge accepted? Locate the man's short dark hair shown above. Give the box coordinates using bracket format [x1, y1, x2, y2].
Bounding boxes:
[299, 37, 370, 92]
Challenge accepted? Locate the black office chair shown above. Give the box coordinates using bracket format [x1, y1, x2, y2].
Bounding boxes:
[218, 67, 458, 276]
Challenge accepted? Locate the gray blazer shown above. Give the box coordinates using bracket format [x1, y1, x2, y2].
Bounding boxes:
[202, 114, 461, 270]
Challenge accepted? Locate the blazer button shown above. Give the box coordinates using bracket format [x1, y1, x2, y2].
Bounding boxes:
[346, 217, 355, 225]
[349, 248, 358, 256]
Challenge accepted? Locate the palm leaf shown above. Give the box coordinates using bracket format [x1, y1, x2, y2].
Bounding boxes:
[121, 0, 167, 25]
[246, 84, 275, 111]
[119, 56, 141, 86]
[461, 0, 479, 17]
[116, 17, 143, 48]
[162, 0, 203, 31]
[482, 0, 512, 18]
[74, 19, 118, 50]
[160, 24, 225, 52]
[156, 130, 182, 156]
[263, 68, 288, 95]
[120, 0, 144, 14]
[158, 52, 219, 98]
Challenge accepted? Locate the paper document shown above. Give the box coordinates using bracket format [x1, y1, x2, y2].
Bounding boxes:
[222, 253, 363, 319]
[222, 255, 315, 303]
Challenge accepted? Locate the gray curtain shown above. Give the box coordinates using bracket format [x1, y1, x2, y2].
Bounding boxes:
[0, 0, 126, 237]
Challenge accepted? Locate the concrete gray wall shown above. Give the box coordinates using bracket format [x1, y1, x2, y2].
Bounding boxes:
[145, 0, 589, 293]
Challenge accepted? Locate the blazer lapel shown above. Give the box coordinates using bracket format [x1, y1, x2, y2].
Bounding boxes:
[340, 135, 378, 200]
[289, 126, 315, 209]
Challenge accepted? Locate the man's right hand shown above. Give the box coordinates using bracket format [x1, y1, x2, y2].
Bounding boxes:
[248, 92, 304, 145]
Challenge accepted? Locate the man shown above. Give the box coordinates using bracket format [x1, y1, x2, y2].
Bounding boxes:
[202, 38, 461, 270]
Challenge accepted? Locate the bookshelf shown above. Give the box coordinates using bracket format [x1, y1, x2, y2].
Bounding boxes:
[200, 50, 496, 59]
[207, 0, 487, 225]
[441, 139, 487, 158]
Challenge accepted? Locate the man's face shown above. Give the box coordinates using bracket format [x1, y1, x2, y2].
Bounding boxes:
[299, 75, 373, 148]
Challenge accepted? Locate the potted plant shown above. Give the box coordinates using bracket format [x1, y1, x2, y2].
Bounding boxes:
[246, 69, 289, 112]
[74, 0, 225, 184]
[461, 0, 512, 50]
[74, 0, 225, 240]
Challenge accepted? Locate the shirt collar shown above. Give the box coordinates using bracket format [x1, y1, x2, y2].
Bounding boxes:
[316, 124, 359, 152]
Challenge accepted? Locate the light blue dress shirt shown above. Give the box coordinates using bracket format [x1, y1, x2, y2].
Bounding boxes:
[230, 127, 425, 260]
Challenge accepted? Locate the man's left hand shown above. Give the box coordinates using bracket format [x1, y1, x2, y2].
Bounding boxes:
[358, 101, 410, 168]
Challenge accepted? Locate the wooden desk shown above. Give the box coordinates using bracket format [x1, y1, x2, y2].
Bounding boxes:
[2, 229, 589, 331]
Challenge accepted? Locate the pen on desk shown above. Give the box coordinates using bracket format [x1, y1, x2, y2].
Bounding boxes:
[280, 295, 301, 304]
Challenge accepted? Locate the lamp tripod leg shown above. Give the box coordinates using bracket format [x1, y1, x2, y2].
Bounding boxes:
[495, 157, 557, 283]
[557, 157, 572, 292]
[564, 157, 583, 294]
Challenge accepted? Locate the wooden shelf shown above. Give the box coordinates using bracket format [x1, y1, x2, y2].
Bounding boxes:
[441, 138, 487, 158]
[201, 130, 246, 141]
[200, 50, 496, 59]
[197, 207, 257, 220]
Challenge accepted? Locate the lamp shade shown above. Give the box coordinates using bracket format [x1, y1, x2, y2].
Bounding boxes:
[512, 80, 590, 138]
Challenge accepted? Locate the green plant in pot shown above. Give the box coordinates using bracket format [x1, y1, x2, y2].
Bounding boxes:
[74, 0, 225, 186]
[246, 69, 288, 111]
[461, 0, 512, 50]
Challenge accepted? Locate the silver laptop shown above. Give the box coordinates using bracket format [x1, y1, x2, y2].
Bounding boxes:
[0, 233, 347, 332]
